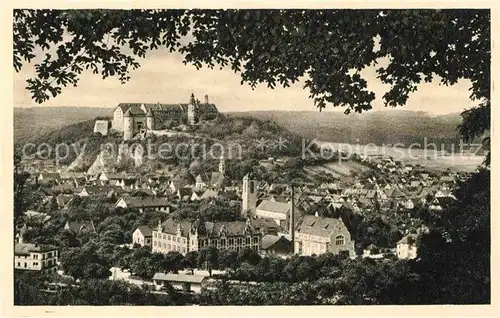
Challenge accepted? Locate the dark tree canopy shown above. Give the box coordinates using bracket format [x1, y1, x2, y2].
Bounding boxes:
[14, 9, 490, 139]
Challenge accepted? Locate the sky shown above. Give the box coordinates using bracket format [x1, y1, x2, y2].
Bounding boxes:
[14, 45, 476, 115]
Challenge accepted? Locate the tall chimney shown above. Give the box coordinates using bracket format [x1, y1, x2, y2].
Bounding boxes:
[204, 94, 209, 104]
[289, 184, 295, 253]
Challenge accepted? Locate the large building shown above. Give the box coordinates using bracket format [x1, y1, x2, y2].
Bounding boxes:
[152, 218, 262, 255]
[112, 93, 219, 140]
[14, 243, 59, 272]
[294, 214, 355, 257]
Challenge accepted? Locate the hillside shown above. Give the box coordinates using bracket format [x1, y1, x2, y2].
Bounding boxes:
[227, 110, 467, 147]
[15, 113, 322, 177]
[14, 107, 110, 145]
[15, 107, 471, 148]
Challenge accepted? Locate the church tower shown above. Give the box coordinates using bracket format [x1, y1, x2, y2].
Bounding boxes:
[188, 93, 196, 125]
[242, 173, 257, 217]
[218, 155, 225, 176]
[123, 108, 134, 141]
[146, 108, 154, 131]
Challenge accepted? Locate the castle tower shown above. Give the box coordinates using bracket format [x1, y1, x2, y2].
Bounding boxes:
[242, 173, 257, 217]
[123, 108, 134, 141]
[218, 155, 225, 176]
[188, 93, 196, 125]
[146, 108, 154, 131]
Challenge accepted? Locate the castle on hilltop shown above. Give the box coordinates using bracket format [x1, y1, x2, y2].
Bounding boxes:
[112, 93, 219, 140]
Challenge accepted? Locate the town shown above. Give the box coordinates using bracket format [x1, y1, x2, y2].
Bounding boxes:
[14, 103, 473, 303]
[12, 8, 491, 308]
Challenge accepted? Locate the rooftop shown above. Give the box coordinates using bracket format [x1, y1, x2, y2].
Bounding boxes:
[152, 273, 206, 284]
[15, 243, 57, 255]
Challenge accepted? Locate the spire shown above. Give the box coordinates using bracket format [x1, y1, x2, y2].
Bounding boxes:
[190, 93, 196, 105]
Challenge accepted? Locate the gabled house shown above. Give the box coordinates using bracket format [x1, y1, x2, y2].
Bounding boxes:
[294, 214, 355, 257]
[434, 190, 456, 199]
[429, 196, 456, 211]
[417, 187, 434, 205]
[260, 235, 292, 257]
[115, 196, 170, 213]
[177, 187, 193, 201]
[209, 171, 229, 188]
[190, 191, 204, 201]
[250, 218, 282, 236]
[169, 178, 191, 193]
[194, 174, 210, 190]
[52, 183, 75, 194]
[55, 194, 75, 210]
[200, 189, 219, 201]
[132, 226, 154, 247]
[403, 198, 415, 210]
[396, 233, 418, 260]
[64, 220, 96, 234]
[37, 173, 61, 185]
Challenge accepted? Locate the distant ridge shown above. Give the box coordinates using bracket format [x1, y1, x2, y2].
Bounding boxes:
[15, 107, 467, 147]
[227, 110, 465, 146]
[14, 107, 111, 144]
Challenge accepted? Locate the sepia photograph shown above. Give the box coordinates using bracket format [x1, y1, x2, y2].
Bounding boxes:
[9, 4, 494, 312]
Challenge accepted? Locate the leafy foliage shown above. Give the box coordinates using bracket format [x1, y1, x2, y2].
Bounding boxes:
[14, 10, 489, 111]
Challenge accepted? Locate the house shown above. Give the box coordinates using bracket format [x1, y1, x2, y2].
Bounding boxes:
[434, 189, 455, 199]
[190, 191, 204, 201]
[255, 200, 291, 227]
[409, 180, 421, 188]
[429, 196, 456, 211]
[55, 194, 75, 210]
[115, 196, 170, 213]
[132, 226, 154, 247]
[52, 183, 75, 194]
[177, 187, 193, 201]
[37, 172, 61, 185]
[365, 190, 377, 199]
[200, 189, 219, 201]
[152, 273, 207, 293]
[75, 186, 107, 198]
[396, 233, 418, 259]
[328, 202, 344, 211]
[169, 176, 192, 193]
[420, 173, 430, 180]
[417, 188, 434, 204]
[250, 218, 282, 236]
[194, 174, 210, 190]
[357, 197, 372, 209]
[439, 175, 455, 183]
[362, 244, 384, 259]
[14, 243, 59, 272]
[209, 171, 229, 188]
[403, 198, 415, 210]
[152, 218, 262, 255]
[24, 210, 51, 223]
[294, 214, 355, 257]
[64, 220, 96, 234]
[260, 235, 292, 257]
